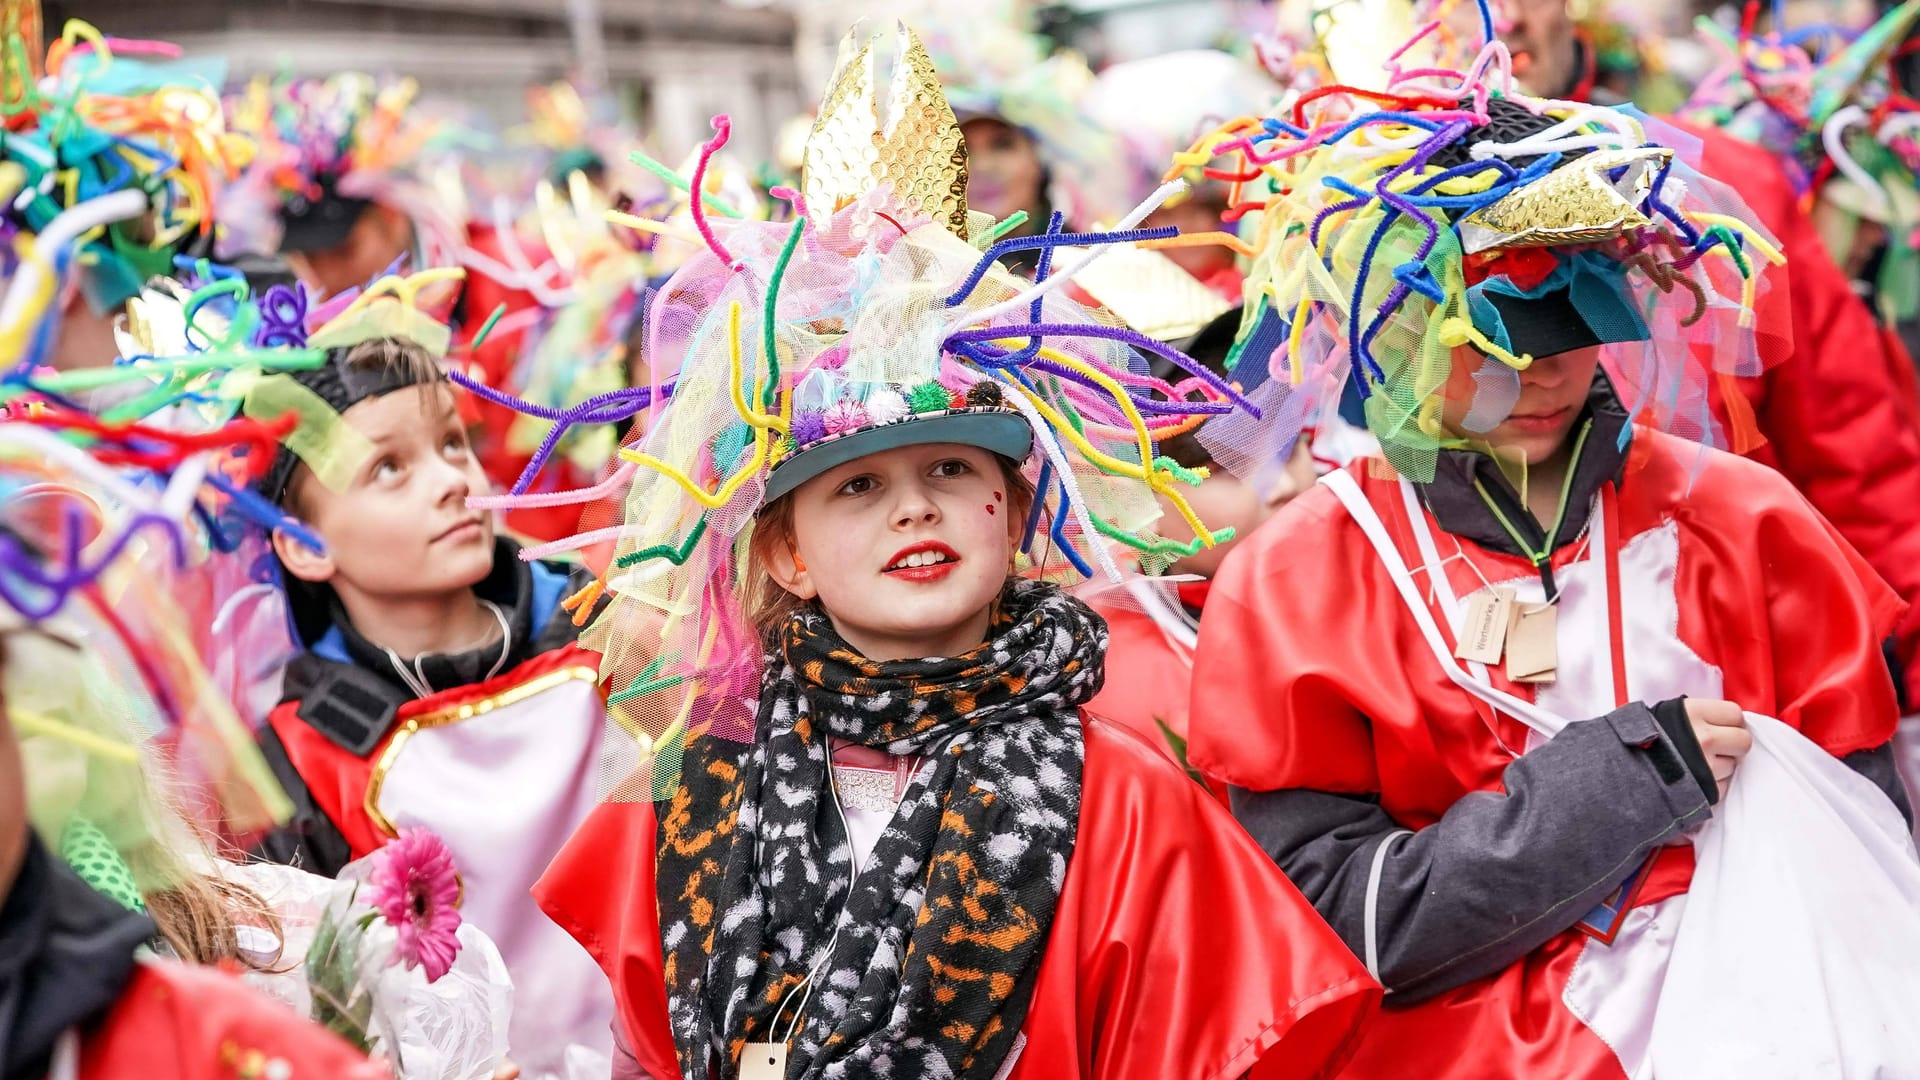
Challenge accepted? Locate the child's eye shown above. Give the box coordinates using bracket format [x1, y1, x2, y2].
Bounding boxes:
[932, 459, 971, 479]
[371, 458, 401, 482]
[442, 433, 468, 458]
[837, 475, 877, 496]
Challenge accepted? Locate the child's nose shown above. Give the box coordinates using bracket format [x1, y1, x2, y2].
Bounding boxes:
[892, 483, 941, 527]
[431, 456, 471, 502]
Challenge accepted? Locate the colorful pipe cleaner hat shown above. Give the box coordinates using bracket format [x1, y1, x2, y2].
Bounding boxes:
[0, 0, 252, 369]
[1681, 0, 1920, 321]
[219, 72, 467, 271]
[1177, 1, 1791, 487]
[464, 22, 1249, 785]
[495, 175, 651, 482]
[0, 335, 309, 879]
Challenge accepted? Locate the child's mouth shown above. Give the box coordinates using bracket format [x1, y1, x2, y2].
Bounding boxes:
[434, 518, 487, 544]
[884, 542, 961, 582]
[1506, 406, 1571, 434]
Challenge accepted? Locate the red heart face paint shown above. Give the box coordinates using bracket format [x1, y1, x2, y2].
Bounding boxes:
[988, 491, 1003, 516]
[986, 504, 997, 515]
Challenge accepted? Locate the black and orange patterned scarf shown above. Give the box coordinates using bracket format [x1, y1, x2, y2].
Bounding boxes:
[655, 579, 1103, 1080]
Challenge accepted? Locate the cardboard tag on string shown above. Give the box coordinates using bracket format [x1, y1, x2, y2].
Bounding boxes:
[1506, 602, 1558, 683]
[1455, 586, 1516, 664]
[742, 1043, 788, 1080]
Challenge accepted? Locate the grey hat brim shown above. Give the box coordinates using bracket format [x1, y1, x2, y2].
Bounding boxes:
[761, 410, 1034, 506]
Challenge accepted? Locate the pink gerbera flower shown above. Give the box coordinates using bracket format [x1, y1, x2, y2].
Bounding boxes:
[365, 827, 463, 983]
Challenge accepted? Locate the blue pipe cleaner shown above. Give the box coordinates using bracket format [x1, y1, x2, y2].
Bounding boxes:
[1021, 458, 1052, 554]
[204, 469, 327, 555]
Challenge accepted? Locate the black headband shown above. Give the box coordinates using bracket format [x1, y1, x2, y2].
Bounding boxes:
[255, 345, 441, 505]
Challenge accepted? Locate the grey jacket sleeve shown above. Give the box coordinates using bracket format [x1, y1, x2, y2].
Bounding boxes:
[1230, 702, 1712, 1003]
[1841, 741, 1914, 827]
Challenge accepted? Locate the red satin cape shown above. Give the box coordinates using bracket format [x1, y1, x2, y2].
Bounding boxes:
[535, 714, 1381, 1080]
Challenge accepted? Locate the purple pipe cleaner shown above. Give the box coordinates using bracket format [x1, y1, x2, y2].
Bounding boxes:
[0, 507, 189, 622]
[446, 369, 668, 495]
[944, 323, 1261, 417]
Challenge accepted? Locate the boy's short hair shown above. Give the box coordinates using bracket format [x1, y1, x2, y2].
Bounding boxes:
[258, 336, 444, 509]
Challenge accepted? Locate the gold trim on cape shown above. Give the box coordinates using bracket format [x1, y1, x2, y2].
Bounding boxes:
[363, 665, 602, 839]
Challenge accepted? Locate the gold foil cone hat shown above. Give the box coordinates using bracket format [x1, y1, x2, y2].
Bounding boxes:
[803, 22, 971, 240]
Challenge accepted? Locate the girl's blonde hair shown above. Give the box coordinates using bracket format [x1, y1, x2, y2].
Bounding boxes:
[741, 455, 1037, 645]
[146, 872, 285, 969]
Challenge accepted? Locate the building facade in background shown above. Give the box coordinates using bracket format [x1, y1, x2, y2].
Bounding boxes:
[52, 0, 805, 162]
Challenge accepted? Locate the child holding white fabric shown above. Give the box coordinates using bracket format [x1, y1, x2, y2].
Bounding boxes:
[1187, 44, 1913, 1080]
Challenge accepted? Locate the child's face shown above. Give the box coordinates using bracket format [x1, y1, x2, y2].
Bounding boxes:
[962, 117, 1045, 225]
[287, 203, 413, 300]
[771, 443, 1019, 662]
[275, 383, 497, 608]
[1441, 344, 1600, 466]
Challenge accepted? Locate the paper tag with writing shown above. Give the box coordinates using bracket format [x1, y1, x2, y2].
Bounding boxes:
[1505, 602, 1558, 682]
[742, 1043, 788, 1080]
[1455, 586, 1516, 663]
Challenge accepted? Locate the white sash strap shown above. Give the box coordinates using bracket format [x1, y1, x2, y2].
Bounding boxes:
[1320, 469, 1568, 740]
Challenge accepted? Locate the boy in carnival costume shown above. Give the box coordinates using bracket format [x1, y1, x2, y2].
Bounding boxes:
[243, 275, 618, 1080]
[1186, 19, 1911, 1080]
[521, 25, 1379, 1080]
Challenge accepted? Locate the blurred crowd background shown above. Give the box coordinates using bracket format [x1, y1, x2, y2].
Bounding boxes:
[46, 0, 1892, 164]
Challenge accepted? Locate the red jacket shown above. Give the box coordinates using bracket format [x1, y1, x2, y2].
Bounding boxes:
[1191, 428, 1900, 1078]
[75, 961, 387, 1080]
[1677, 122, 1920, 702]
[536, 715, 1381, 1080]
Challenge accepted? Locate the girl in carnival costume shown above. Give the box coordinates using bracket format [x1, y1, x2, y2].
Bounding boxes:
[1185, 8, 1912, 1078]
[520, 24, 1379, 1080]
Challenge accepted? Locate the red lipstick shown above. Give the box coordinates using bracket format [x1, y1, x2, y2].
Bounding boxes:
[883, 540, 961, 582]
